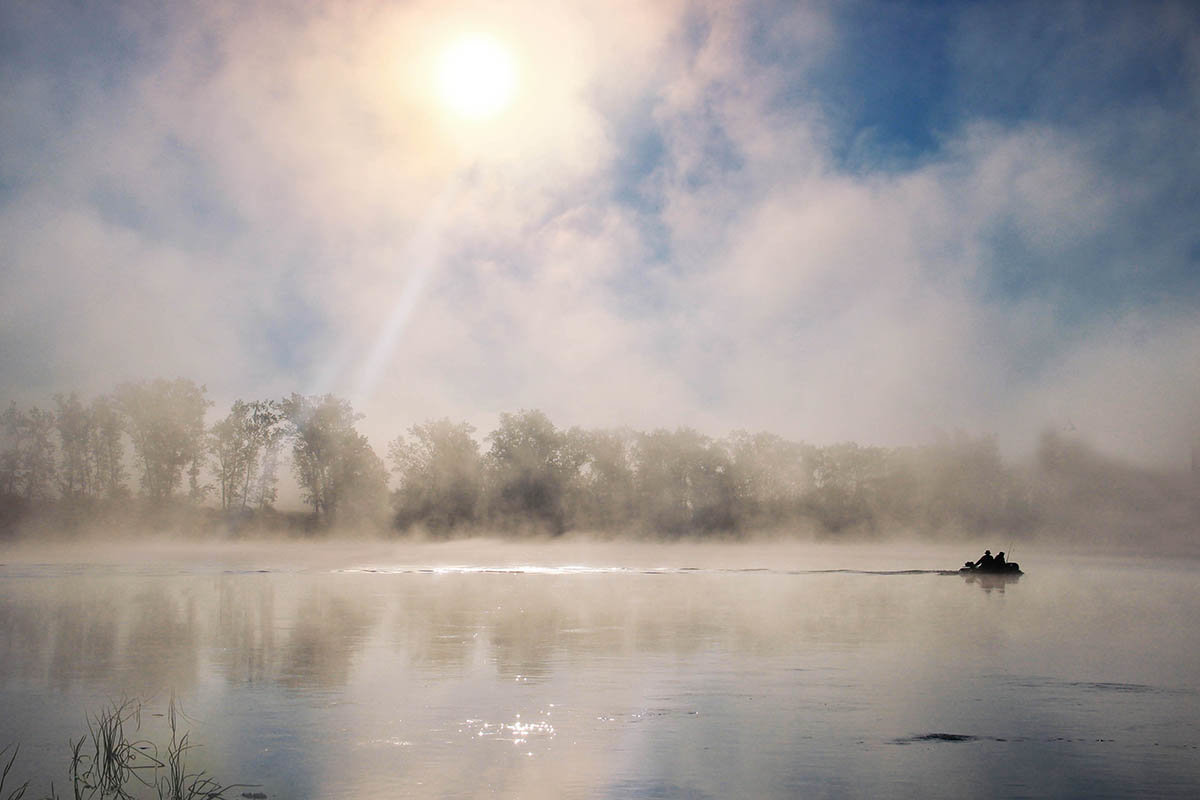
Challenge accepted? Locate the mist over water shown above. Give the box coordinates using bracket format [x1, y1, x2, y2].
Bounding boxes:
[2, 539, 1198, 799]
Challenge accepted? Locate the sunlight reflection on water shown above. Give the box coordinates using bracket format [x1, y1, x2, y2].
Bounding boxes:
[1, 542, 1198, 799]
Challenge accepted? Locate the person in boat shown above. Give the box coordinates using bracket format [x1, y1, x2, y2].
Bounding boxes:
[974, 550, 994, 569]
[995, 552, 1007, 568]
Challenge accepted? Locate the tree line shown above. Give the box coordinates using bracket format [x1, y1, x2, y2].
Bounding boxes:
[2, 378, 1195, 542]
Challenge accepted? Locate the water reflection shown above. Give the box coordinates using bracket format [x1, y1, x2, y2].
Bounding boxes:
[212, 579, 276, 685]
[1, 552, 1199, 800]
[281, 588, 378, 688]
[962, 572, 1021, 593]
[127, 585, 201, 693]
[0, 568, 1030, 691]
[47, 596, 117, 688]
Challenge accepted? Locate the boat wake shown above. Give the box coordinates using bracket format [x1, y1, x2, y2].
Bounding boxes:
[334, 565, 962, 577]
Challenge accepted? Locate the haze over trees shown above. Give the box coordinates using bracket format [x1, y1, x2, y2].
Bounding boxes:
[116, 378, 211, 504]
[389, 419, 483, 533]
[0, 401, 56, 504]
[0, 377, 1196, 548]
[280, 393, 389, 527]
[209, 399, 284, 513]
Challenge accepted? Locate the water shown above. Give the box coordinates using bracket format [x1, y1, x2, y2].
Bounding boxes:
[1, 540, 1198, 798]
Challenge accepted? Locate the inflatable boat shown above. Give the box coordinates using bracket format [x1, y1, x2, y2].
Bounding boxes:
[959, 561, 1022, 576]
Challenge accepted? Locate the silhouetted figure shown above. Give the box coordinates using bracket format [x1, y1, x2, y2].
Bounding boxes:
[975, 550, 994, 569]
[995, 552, 1007, 567]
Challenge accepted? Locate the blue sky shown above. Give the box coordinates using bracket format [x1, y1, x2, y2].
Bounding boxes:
[2, 0, 1198, 464]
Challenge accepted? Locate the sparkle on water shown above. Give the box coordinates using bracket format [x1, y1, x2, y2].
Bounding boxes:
[1, 540, 1198, 799]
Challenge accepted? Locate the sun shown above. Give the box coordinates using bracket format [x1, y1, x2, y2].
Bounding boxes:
[435, 33, 518, 121]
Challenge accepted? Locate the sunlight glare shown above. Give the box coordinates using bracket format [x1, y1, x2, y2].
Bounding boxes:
[436, 33, 518, 120]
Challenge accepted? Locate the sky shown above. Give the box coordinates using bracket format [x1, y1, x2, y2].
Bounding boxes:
[2, 0, 1198, 466]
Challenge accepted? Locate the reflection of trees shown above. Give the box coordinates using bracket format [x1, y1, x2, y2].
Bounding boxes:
[280, 589, 378, 689]
[48, 598, 118, 689]
[1, 568, 945, 697]
[388, 577, 642, 680]
[0, 594, 50, 679]
[126, 586, 201, 695]
[389, 586, 482, 676]
[487, 594, 568, 681]
[388, 575, 819, 680]
[212, 578, 277, 685]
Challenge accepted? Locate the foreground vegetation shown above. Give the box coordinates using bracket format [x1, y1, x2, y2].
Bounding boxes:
[2, 379, 1196, 545]
[0, 700, 244, 800]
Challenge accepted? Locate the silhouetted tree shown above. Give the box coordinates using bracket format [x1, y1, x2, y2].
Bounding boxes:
[116, 379, 211, 503]
[724, 431, 808, 529]
[210, 399, 284, 513]
[251, 432, 282, 511]
[0, 402, 57, 503]
[88, 394, 128, 500]
[0, 404, 19, 500]
[389, 418, 482, 533]
[568, 427, 637, 530]
[55, 393, 93, 500]
[634, 428, 736, 535]
[484, 410, 583, 534]
[803, 442, 888, 533]
[281, 393, 388, 525]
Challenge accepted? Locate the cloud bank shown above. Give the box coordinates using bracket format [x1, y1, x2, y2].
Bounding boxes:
[2, 0, 1198, 465]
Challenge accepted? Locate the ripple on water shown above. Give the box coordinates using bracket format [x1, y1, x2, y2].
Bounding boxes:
[460, 711, 556, 746]
[893, 732, 982, 744]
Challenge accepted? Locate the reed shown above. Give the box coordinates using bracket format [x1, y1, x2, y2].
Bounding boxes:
[153, 700, 236, 800]
[2, 700, 252, 800]
[1, 745, 30, 800]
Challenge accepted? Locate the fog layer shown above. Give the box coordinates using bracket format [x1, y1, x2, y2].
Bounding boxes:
[3, 383, 1196, 551]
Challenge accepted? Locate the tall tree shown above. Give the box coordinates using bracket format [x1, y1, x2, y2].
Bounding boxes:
[389, 419, 482, 533]
[724, 431, 808, 529]
[55, 393, 93, 500]
[634, 428, 735, 535]
[567, 427, 637, 531]
[0, 403, 19, 499]
[210, 399, 283, 513]
[116, 379, 211, 503]
[251, 434, 281, 510]
[210, 402, 249, 513]
[802, 442, 889, 533]
[88, 394, 128, 500]
[484, 410, 584, 534]
[0, 402, 57, 502]
[281, 394, 387, 524]
[242, 400, 284, 512]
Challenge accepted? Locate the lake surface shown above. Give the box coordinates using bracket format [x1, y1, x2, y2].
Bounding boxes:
[1, 540, 1198, 799]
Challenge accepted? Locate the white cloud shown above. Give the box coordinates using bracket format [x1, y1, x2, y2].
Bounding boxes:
[1, 0, 1198, 469]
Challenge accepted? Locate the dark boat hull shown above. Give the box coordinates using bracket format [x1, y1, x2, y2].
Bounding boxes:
[959, 563, 1022, 576]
